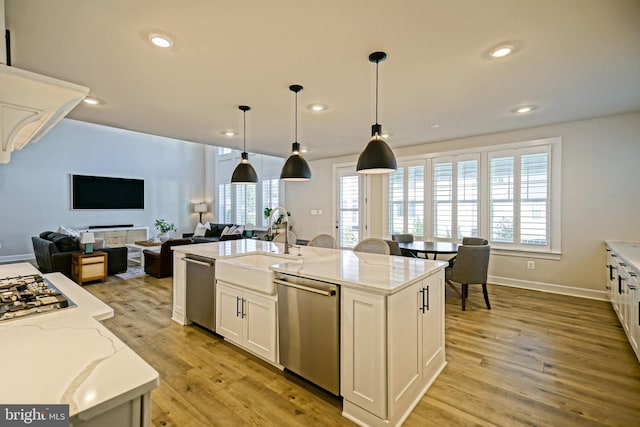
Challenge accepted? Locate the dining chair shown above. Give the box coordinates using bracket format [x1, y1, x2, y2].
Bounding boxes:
[273, 231, 297, 245]
[384, 239, 403, 256]
[392, 233, 420, 257]
[307, 233, 336, 248]
[462, 237, 488, 245]
[392, 234, 414, 243]
[354, 238, 390, 255]
[446, 244, 491, 311]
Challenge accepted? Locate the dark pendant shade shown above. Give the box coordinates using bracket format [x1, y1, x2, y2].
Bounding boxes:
[231, 152, 258, 184]
[281, 142, 312, 181]
[357, 51, 397, 174]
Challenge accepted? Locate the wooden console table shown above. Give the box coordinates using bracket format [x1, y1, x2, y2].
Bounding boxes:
[71, 252, 108, 285]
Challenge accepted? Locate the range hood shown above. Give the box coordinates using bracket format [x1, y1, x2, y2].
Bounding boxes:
[0, 65, 89, 163]
[0, 0, 89, 163]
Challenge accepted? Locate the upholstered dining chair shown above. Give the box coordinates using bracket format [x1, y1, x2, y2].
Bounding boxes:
[462, 237, 488, 245]
[273, 231, 297, 245]
[384, 239, 403, 256]
[446, 244, 491, 311]
[392, 234, 414, 243]
[307, 233, 336, 248]
[354, 238, 390, 255]
[392, 233, 419, 257]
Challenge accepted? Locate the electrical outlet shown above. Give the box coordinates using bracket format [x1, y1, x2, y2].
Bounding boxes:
[311, 209, 318, 215]
[318, 209, 323, 215]
[527, 260, 535, 269]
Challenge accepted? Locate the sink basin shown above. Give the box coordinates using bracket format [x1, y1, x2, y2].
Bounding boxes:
[216, 253, 299, 295]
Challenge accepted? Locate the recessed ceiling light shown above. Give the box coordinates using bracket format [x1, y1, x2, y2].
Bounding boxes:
[149, 34, 173, 48]
[222, 131, 237, 137]
[83, 97, 101, 105]
[429, 124, 440, 129]
[512, 105, 538, 114]
[381, 132, 392, 138]
[485, 41, 522, 59]
[300, 147, 309, 153]
[490, 45, 513, 58]
[308, 103, 327, 112]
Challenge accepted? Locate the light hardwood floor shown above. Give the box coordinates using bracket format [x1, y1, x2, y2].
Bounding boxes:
[85, 274, 640, 426]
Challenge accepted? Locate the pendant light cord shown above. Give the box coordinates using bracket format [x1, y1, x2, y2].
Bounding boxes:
[375, 59, 379, 125]
[295, 90, 298, 142]
[243, 110, 247, 152]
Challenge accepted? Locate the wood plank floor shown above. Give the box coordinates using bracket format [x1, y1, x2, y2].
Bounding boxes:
[84, 274, 640, 426]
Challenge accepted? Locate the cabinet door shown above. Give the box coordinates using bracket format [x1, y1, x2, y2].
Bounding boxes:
[388, 281, 422, 419]
[629, 284, 639, 354]
[341, 287, 387, 418]
[422, 271, 445, 380]
[243, 293, 277, 363]
[216, 283, 243, 344]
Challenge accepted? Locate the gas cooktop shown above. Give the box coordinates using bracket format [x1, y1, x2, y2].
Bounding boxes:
[0, 274, 76, 322]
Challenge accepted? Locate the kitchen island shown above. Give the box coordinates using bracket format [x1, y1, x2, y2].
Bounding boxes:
[173, 240, 448, 427]
[0, 263, 159, 427]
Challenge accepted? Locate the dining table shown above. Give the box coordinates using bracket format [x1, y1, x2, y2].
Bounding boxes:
[397, 241, 460, 260]
[398, 241, 463, 298]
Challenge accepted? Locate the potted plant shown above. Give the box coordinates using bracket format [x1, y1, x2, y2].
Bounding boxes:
[154, 219, 177, 242]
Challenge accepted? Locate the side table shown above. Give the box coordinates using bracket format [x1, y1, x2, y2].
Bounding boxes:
[71, 251, 108, 285]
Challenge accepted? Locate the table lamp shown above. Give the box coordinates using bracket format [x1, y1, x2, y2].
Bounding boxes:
[80, 232, 96, 254]
[194, 202, 208, 223]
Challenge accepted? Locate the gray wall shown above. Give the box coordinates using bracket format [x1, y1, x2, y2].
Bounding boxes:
[285, 111, 640, 296]
[0, 119, 209, 260]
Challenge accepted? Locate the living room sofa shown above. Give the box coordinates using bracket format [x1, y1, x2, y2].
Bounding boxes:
[32, 231, 128, 279]
[183, 223, 244, 243]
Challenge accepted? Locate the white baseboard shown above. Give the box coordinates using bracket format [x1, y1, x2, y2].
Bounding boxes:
[489, 275, 607, 301]
[0, 254, 34, 264]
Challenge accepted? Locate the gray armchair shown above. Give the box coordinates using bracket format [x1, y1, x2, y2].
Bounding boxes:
[446, 244, 491, 311]
[354, 238, 390, 255]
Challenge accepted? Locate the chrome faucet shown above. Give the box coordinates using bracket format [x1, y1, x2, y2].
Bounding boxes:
[269, 206, 291, 254]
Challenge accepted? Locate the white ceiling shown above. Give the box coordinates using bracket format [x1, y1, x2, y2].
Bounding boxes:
[5, 0, 640, 160]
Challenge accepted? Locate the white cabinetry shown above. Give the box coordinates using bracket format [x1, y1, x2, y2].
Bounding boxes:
[78, 226, 148, 247]
[605, 242, 640, 363]
[216, 281, 278, 364]
[342, 270, 446, 427]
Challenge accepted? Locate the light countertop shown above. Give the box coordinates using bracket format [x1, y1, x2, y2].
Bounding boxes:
[173, 240, 447, 294]
[0, 263, 159, 421]
[606, 241, 640, 273]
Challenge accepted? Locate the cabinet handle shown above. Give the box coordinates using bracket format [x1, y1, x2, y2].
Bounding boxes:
[620, 262, 627, 267]
[619, 275, 623, 295]
[425, 285, 430, 312]
[609, 265, 615, 281]
[236, 296, 241, 317]
[419, 289, 425, 313]
[241, 298, 246, 318]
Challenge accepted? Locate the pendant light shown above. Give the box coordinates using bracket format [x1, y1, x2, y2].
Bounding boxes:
[281, 84, 312, 181]
[356, 51, 397, 174]
[231, 105, 259, 184]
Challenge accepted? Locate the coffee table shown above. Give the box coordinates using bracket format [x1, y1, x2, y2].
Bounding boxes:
[126, 242, 162, 269]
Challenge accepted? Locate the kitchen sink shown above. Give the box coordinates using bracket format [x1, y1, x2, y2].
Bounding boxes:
[216, 253, 300, 295]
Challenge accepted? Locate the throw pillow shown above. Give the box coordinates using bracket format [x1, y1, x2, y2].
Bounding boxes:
[57, 226, 80, 237]
[220, 226, 231, 237]
[51, 233, 79, 252]
[194, 223, 208, 237]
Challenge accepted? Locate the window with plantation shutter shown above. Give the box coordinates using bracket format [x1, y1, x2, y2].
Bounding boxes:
[489, 146, 551, 249]
[261, 178, 280, 226]
[432, 157, 478, 240]
[338, 173, 360, 248]
[489, 156, 514, 243]
[520, 152, 548, 245]
[218, 183, 232, 223]
[386, 163, 425, 237]
[234, 185, 256, 225]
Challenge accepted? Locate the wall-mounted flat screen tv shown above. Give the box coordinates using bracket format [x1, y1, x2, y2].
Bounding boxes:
[72, 175, 144, 209]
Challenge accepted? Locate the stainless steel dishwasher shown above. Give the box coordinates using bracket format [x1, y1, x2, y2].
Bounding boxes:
[184, 254, 216, 331]
[275, 273, 340, 395]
